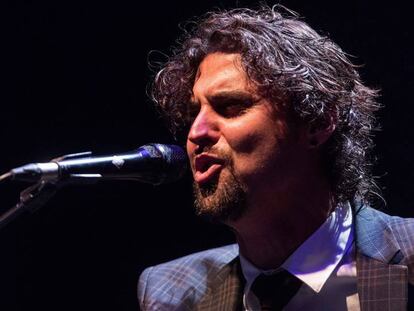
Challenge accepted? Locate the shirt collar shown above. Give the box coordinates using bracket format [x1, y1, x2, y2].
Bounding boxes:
[239, 202, 354, 293]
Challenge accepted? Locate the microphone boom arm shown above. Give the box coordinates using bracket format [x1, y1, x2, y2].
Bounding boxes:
[0, 181, 58, 230]
[0, 151, 103, 230]
[0, 172, 105, 230]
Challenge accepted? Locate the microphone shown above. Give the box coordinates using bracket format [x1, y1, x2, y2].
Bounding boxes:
[7, 144, 188, 185]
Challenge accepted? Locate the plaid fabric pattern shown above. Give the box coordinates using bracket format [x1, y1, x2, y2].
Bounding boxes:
[139, 206, 414, 310]
[138, 244, 242, 310]
[355, 206, 414, 311]
[357, 253, 408, 310]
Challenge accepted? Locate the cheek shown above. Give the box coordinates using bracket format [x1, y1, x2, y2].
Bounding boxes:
[226, 123, 280, 176]
[229, 129, 264, 154]
[225, 113, 286, 156]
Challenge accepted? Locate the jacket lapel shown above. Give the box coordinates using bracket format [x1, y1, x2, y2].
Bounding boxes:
[355, 206, 408, 311]
[197, 258, 244, 311]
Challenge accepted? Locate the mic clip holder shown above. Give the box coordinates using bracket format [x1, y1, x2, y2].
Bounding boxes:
[0, 151, 103, 230]
[0, 180, 58, 230]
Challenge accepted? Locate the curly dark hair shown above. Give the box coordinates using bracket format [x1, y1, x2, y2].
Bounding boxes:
[150, 5, 381, 204]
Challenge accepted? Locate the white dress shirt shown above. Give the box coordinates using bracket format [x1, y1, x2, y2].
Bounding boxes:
[240, 202, 360, 310]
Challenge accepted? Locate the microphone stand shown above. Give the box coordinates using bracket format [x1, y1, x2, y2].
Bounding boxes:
[0, 151, 104, 230]
[0, 180, 59, 230]
[0, 175, 102, 230]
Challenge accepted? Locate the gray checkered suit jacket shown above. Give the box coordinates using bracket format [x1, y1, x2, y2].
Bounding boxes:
[138, 206, 414, 310]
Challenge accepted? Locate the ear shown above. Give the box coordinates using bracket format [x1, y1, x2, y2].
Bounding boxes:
[307, 114, 337, 148]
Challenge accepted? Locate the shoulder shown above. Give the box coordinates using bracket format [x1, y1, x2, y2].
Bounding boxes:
[357, 206, 414, 273]
[360, 204, 414, 222]
[358, 206, 414, 246]
[383, 210, 414, 265]
[139, 244, 239, 281]
[138, 244, 239, 310]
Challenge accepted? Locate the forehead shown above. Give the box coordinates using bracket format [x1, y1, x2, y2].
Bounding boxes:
[193, 53, 253, 96]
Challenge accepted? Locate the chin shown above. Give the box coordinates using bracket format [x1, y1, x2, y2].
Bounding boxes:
[193, 169, 248, 223]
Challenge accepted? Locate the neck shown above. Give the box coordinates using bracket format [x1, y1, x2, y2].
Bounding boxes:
[227, 179, 334, 270]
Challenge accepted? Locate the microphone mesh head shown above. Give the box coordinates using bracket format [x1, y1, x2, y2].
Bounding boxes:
[144, 144, 188, 184]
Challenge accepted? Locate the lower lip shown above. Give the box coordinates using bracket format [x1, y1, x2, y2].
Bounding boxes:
[194, 164, 223, 185]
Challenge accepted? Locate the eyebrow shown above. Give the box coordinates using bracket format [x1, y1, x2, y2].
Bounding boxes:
[207, 90, 258, 104]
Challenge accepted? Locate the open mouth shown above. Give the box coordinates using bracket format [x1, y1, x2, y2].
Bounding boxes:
[194, 154, 224, 185]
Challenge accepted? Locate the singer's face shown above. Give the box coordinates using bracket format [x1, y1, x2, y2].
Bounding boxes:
[186, 52, 307, 223]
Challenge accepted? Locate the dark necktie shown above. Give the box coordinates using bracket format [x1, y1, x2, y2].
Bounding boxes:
[250, 270, 302, 310]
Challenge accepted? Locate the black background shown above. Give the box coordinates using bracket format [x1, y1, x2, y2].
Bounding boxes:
[1, 0, 413, 310]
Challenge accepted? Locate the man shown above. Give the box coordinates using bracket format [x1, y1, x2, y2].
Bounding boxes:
[138, 6, 414, 310]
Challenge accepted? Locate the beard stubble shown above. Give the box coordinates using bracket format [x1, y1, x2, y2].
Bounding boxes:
[192, 151, 248, 223]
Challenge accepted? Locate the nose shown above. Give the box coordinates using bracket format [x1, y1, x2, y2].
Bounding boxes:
[187, 107, 220, 151]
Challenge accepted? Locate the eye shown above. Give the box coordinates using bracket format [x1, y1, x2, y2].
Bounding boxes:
[214, 99, 253, 118]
